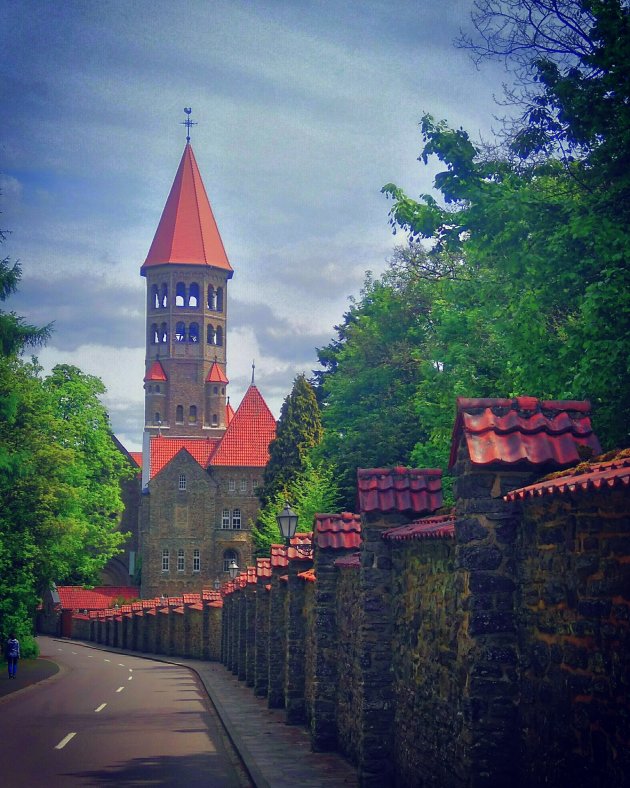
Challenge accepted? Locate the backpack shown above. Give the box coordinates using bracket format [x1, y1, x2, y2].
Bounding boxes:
[7, 639, 19, 658]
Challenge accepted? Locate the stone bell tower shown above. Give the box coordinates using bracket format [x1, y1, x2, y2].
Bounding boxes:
[140, 136, 233, 439]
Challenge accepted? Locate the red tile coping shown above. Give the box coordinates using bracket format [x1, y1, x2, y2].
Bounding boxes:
[189, 602, 204, 611]
[257, 558, 272, 579]
[246, 566, 257, 584]
[357, 468, 442, 515]
[298, 568, 316, 583]
[202, 589, 222, 602]
[383, 513, 456, 541]
[142, 143, 233, 275]
[449, 397, 601, 469]
[334, 552, 361, 569]
[168, 597, 184, 606]
[279, 574, 289, 583]
[270, 533, 313, 567]
[505, 454, 630, 502]
[183, 593, 201, 604]
[315, 512, 362, 550]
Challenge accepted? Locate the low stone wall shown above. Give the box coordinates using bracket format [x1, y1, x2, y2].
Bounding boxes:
[335, 562, 361, 766]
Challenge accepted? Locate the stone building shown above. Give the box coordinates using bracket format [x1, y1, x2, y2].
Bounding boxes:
[114, 137, 276, 598]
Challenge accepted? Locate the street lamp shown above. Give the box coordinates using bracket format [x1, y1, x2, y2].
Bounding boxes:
[213, 577, 221, 591]
[228, 559, 239, 580]
[277, 502, 299, 545]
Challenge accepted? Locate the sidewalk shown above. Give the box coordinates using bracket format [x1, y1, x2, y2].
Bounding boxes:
[69, 639, 358, 788]
[0, 656, 60, 701]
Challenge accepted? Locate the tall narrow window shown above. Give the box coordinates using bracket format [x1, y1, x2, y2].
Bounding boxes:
[154, 412, 161, 424]
[151, 285, 160, 309]
[211, 414, 218, 426]
[240, 479, 248, 492]
[160, 284, 168, 308]
[207, 285, 217, 310]
[215, 326, 223, 346]
[176, 282, 186, 307]
[160, 322, 168, 343]
[178, 474, 186, 491]
[221, 509, 230, 529]
[207, 324, 215, 345]
[216, 287, 224, 311]
[175, 321, 186, 342]
[223, 549, 238, 572]
[189, 405, 197, 424]
[193, 549, 200, 572]
[232, 508, 241, 529]
[228, 479, 236, 492]
[189, 322, 199, 343]
[162, 549, 169, 572]
[188, 283, 199, 307]
[176, 405, 184, 423]
[151, 323, 159, 344]
[177, 548, 185, 572]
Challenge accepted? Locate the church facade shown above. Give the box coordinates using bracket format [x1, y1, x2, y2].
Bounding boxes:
[113, 138, 276, 598]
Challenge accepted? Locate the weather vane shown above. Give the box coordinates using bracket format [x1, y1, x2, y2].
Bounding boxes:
[181, 107, 197, 143]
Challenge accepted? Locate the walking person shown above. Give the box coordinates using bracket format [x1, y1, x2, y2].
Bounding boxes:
[5, 634, 20, 679]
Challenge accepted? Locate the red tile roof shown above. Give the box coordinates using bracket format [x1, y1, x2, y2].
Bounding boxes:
[246, 566, 257, 585]
[257, 558, 272, 579]
[183, 593, 201, 604]
[270, 543, 288, 568]
[383, 513, 456, 541]
[202, 589, 222, 603]
[206, 361, 229, 384]
[144, 360, 167, 382]
[298, 568, 316, 583]
[209, 385, 276, 467]
[142, 143, 233, 276]
[270, 533, 313, 566]
[357, 468, 442, 515]
[226, 400, 235, 424]
[449, 397, 601, 469]
[334, 552, 361, 569]
[315, 512, 362, 550]
[150, 435, 220, 478]
[95, 586, 140, 600]
[56, 586, 139, 611]
[505, 455, 630, 502]
[129, 451, 143, 469]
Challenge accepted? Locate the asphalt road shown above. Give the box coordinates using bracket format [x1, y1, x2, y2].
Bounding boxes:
[0, 636, 251, 787]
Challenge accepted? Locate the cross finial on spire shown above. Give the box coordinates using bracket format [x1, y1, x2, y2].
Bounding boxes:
[181, 107, 197, 143]
[251, 360, 256, 385]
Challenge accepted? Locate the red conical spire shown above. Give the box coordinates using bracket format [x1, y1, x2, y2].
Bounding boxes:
[141, 143, 233, 276]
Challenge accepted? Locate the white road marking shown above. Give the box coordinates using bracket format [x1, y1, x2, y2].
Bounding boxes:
[95, 703, 107, 713]
[128, 668, 133, 672]
[103, 658, 111, 662]
[128, 676, 133, 681]
[118, 663, 125, 667]
[71, 651, 77, 655]
[57, 648, 63, 652]
[116, 686, 125, 693]
[55, 732, 76, 750]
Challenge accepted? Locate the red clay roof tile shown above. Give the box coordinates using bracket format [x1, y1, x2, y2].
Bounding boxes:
[206, 361, 229, 384]
[334, 552, 361, 569]
[226, 400, 235, 425]
[144, 360, 167, 382]
[150, 435, 220, 478]
[298, 568, 316, 583]
[357, 468, 442, 515]
[383, 513, 456, 541]
[129, 451, 143, 469]
[270, 533, 313, 566]
[209, 385, 276, 467]
[449, 397, 601, 469]
[142, 143, 233, 276]
[202, 589, 222, 603]
[505, 455, 630, 502]
[56, 586, 139, 611]
[315, 512, 362, 550]
[256, 558, 272, 579]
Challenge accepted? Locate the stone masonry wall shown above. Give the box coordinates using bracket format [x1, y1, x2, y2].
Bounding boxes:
[335, 563, 362, 766]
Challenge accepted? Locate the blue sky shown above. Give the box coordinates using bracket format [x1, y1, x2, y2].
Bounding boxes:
[1, 0, 509, 449]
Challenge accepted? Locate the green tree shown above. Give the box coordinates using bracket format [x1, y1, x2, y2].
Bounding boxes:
[260, 374, 323, 506]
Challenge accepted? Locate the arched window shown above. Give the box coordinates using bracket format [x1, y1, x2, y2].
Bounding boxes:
[176, 405, 184, 423]
[151, 285, 160, 309]
[216, 287, 224, 311]
[215, 326, 223, 346]
[232, 508, 241, 529]
[211, 414, 218, 426]
[147, 384, 152, 393]
[207, 285, 217, 310]
[206, 324, 215, 345]
[189, 405, 197, 424]
[151, 323, 159, 344]
[213, 386, 218, 395]
[176, 282, 186, 307]
[160, 322, 168, 343]
[175, 321, 186, 342]
[189, 322, 199, 343]
[160, 283, 168, 308]
[155, 385, 160, 393]
[188, 283, 199, 307]
[223, 549, 238, 572]
[154, 412, 161, 424]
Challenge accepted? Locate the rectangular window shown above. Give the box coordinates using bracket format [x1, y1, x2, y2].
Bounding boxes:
[252, 479, 259, 494]
[240, 479, 248, 492]
[221, 509, 230, 529]
[178, 474, 186, 491]
[228, 479, 236, 492]
[232, 508, 241, 530]
[193, 549, 200, 572]
[177, 549, 185, 572]
[162, 549, 169, 572]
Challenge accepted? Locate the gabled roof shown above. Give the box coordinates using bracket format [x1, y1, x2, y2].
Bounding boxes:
[144, 360, 167, 382]
[206, 361, 229, 384]
[357, 467, 443, 515]
[226, 400, 235, 424]
[315, 512, 362, 550]
[56, 586, 139, 611]
[141, 143, 233, 276]
[150, 436, 220, 478]
[209, 385, 276, 467]
[504, 453, 630, 502]
[449, 397, 601, 469]
[382, 513, 456, 541]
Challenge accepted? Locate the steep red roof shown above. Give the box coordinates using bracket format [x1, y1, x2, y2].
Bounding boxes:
[449, 397, 601, 469]
[142, 143, 233, 276]
[383, 513, 456, 541]
[209, 385, 276, 467]
[357, 468, 442, 515]
[129, 451, 143, 469]
[315, 512, 362, 550]
[226, 400, 235, 425]
[144, 360, 167, 382]
[206, 361, 229, 384]
[505, 454, 630, 502]
[150, 435, 220, 478]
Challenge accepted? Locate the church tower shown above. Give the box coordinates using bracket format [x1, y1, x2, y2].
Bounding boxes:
[140, 141, 233, 439]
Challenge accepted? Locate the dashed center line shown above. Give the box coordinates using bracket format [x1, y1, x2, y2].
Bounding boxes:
[128, 676, 133, 681]
[103, 658, 111, 662]
[128, 668, 133, 673]
[57, 648, 63, 652]
[88, 655, 93, 658]
[116, 686, 125, 693]
[95, 703, 107, 713]
[55, 732, 76, 750]
[71, 651, 77, 655]
[118, 662, 125, 667]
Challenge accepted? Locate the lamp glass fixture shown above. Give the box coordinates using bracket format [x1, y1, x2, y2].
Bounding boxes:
[228, 559, 239, 580]
[277, 502, 299, 542]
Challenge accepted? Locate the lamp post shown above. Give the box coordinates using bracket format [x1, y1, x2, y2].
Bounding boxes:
[213, 577, 221, 591]
[228, 559, 239, 580]
[277, 502, 299, 546]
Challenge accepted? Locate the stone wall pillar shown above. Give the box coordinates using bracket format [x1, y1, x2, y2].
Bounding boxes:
[267, 569, 287, 709]
[285, 556, 311, 724]
[237, 589, 247, 681]
[254, 580, 270, 697]
[244, 582, 256, 687]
